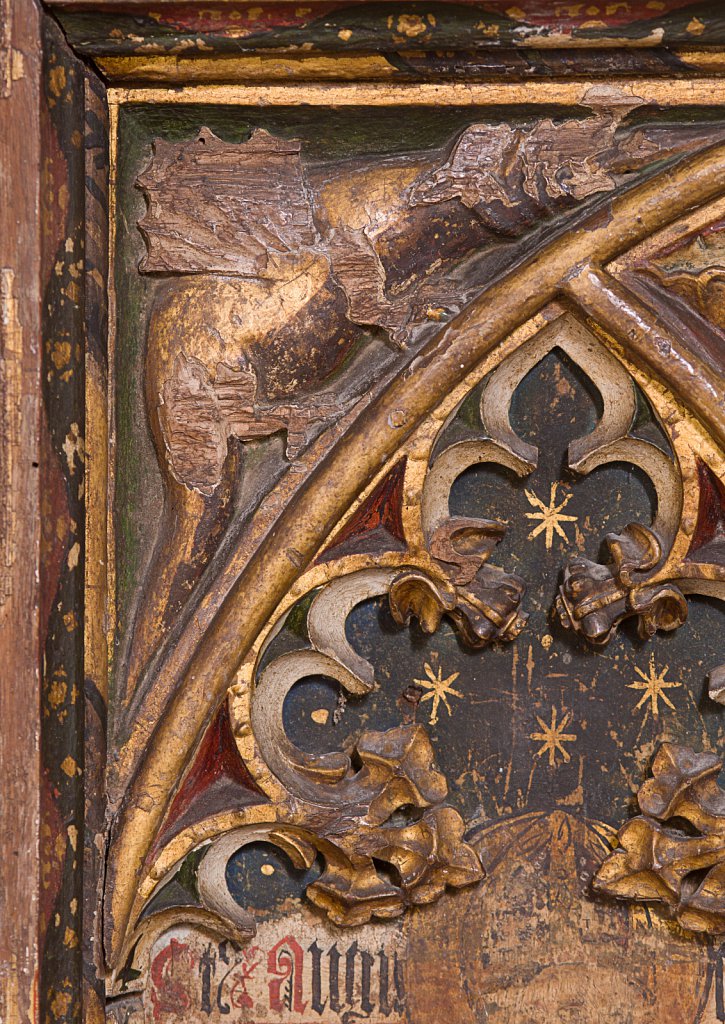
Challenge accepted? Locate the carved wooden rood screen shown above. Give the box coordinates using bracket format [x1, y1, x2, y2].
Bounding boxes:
[5, 3, 725, 1024]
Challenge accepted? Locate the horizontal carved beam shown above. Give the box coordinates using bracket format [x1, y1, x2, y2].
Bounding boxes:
[109, 80, 725, 108]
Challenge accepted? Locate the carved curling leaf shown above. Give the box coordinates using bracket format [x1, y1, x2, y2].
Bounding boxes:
[303, 724, 484, 927]
[556, 522, 688, 645]
[555, 452, 725, 695]
[390, 517, 528, 647]
[351, 724, 449, 823]
[594, 743, 725, 933]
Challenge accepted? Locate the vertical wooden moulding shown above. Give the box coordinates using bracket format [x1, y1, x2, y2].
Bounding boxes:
[38, 14, 90, 1024]
[83, 67, 110, 1024]
[0, 1, 41, 1022]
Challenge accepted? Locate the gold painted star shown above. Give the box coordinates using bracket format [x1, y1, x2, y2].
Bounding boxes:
[414, 662, 463, 726]
[628, 653, 681, 717]
[530, 706, 577, 767]
[525, 482, 578, 550]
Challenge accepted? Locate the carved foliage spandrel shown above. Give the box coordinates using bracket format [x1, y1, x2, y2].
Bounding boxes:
[138, 127, 318, 276]
[136, 115, 704, 352]
[594, 743, 725, 934]
[158, 351, 345, 495]
[124, 115, 723, 724]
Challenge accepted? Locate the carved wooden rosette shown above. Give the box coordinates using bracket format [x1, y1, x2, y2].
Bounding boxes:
[594, 743, 725, 933]
[106, 112, 725, 994]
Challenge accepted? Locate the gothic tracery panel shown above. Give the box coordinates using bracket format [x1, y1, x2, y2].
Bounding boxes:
[100, 90, 725, 1024]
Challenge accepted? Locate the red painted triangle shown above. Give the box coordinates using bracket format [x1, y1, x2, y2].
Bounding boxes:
[687, 458, 725, 559]
[153, 700, 266, 855]
[318, 458, 407, 562]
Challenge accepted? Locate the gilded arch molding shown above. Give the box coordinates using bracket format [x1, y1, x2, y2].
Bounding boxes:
[104, 113, 725, 974]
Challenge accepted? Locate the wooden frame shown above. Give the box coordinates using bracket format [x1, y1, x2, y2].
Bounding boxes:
[3, 3, 725, 1021]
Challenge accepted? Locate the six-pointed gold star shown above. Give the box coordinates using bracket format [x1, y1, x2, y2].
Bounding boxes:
[628, 653, 681, 717]
[530, 706, 577, 767]
[414, 661, 463, 726]
[525, 482, 578, 550]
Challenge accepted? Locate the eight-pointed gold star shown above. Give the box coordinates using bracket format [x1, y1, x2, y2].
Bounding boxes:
[628, 653, 681, 717]
[525, 482, 578, 550]
[414, 661, 463, 726]
[530, 706, 577, 767]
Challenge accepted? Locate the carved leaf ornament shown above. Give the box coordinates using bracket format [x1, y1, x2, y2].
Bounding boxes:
[389, 517, 528, 647]
[594, 744, 725, 933]
[107, 117, 725, 985]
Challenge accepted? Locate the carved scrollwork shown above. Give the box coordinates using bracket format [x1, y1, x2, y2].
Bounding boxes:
[191, 724, 483, 934]
[390, 517, 527, 647]
[556, 463, 725, 697]
[556, 523, 689, 645]
[594, 743, 725, 934]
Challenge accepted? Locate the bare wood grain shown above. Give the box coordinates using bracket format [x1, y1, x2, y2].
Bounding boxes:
[138, 128, 317, 275]
[0, 1, 42, 1021]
